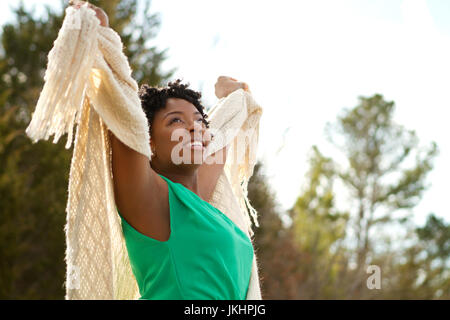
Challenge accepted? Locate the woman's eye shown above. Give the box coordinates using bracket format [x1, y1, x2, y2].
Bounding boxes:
[170, 118, 182, 124]
[169, 117, 203, 125]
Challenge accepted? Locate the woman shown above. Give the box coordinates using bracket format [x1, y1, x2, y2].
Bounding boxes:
[70, 2, 261, 300]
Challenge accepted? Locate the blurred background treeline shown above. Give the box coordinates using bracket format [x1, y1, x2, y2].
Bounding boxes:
[0, 1, 448, 299]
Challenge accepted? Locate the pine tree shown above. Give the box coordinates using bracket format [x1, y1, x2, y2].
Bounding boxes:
[289, 93, 439, 299]
[325, 94, 438, 296]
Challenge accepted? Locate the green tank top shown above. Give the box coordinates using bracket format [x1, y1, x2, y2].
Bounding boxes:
[117, 174, 254, 300]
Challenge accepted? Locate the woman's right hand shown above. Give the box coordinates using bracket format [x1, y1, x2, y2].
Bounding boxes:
[69, 0, 109, 27]
[214, 76, 250, 99]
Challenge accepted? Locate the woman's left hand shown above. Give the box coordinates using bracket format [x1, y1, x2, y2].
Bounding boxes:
[214, 76, 249, 99]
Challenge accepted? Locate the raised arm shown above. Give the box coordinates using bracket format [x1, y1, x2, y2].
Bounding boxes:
[198, 76, 251, 202]
[110, 132, 169, 242]
[199, 76, 263, 234]
[71, 1, 170, 240]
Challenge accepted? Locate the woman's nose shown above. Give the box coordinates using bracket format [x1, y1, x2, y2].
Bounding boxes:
[189, 120, 203, 133]
[188, 121, 204, 142]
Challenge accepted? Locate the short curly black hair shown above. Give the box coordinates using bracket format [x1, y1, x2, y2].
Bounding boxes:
[138, 79, 210, 135]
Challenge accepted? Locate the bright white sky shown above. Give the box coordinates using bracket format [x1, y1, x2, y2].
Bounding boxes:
[2, 0, 449, 225]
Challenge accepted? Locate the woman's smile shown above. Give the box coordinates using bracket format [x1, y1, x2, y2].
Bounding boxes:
[185, 141, 205, 150]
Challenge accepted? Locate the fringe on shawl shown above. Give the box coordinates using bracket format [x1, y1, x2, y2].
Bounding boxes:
[25, 5, 99, 149]
[235, 130, 260, 238]
[236, 93, 262, 237]
[211, 90, 263, 238]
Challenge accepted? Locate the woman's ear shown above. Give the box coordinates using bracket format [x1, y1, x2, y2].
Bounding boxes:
[150, 140, 156, 156]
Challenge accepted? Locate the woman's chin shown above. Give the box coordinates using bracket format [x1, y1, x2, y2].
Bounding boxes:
[189, 149, 206, 165]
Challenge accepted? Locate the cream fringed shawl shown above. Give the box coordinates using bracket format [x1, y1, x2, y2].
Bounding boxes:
[26, 6, 263, 300]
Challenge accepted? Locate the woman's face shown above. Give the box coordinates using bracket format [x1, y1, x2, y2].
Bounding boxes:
[150, 98, 212, 171]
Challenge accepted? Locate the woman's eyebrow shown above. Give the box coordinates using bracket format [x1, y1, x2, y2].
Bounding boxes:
[164, 111, 201, 119]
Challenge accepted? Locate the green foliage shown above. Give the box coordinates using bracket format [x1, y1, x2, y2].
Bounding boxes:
[378, 214, 449, 299]
[416, 214, 450, 263]
[288, 146, 350, 298]
[0, 0, 172, 299]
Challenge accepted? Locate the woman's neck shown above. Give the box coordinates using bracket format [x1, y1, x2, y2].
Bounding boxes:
[156, 168, 205, 200]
